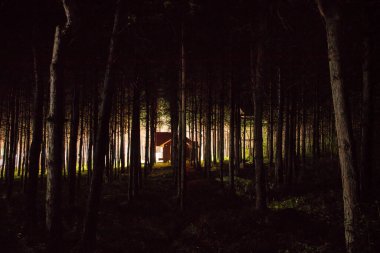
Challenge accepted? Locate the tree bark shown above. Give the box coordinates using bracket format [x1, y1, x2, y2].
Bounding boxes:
[120, 86, 125, 174]
[129, 85, 141, 199]
[82, 1, 120, 250]
[269, 82, 274, 168]
[68, 84, 80, 206]
[170, 84, 179, 186]
[179, 24, 186, 211]
[219, 86, 225, 185]
[6, 91, 19, 200]
[252, 0, 268, 210]
[149, 95, 156, 170]
[275, 69, 283, 186]
[46, 26, 65, 249]
[316, 1, 359, 252]
[360, 15, 372, 197]
[26, 44, 44, 231]
[205, 85, 212, 178]
[302, 87, 307, 167]
[144, 86, 150, 177]
[228, 77, 235, 193]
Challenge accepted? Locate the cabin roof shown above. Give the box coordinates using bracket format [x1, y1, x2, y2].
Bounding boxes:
[155, 132, 172, 146]
[155, 132, 194, 147]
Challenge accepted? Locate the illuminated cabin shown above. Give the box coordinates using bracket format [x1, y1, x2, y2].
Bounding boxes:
[155, 132, 194, 162]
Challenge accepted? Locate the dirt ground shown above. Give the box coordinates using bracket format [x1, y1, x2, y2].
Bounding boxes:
[1, 160, 379, 253]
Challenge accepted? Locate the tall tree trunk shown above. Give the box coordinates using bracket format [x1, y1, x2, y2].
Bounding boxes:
[198, 90, 203, 171]
[82, 1, 120, 250]
[46, 27, 65, 249]
[284, 97, 290, 184]
[126, 93, 131, 172]
[78, 106, 84, 190]
[275, 69, 283, 186]
[87, 100, 93, 183]
[23, 112, 31, 191]
[252, 0, 268, 210]
[26, 44, 44, 231]
[129, 85, 141, 198]
[68, 84, 80, 206]
[17, 117, 24, 178]
[144, 87, 150, 177]
[6, 91, 19, 200]
[192, 95, 197, 167]
[205, 85, 212, 178]
[316, 1, 359, 252]
[170, 85, 179, 186]
[289, 96, 296, 184]
[179, 24, 186, 211]
[243, 112, 246, 167]
[120, 87, 125, 174]
[269, 82, 274, 168]
[234, 101, 241, 171]
[359, 15, 372, 197]
[149, 95, 156, 170]
[46, 4, 78, 247]
[212, 103, 217, 166]
[302, 87, 307, 167]
[40, 119, 47, 188]
[219, 86, 225, 185]
[228, 78, 235, 193]
[1, 114, 10, 181]
[312, 87, 317, 162]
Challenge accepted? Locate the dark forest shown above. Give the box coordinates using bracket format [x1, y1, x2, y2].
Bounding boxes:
[0, 0, 380, 252]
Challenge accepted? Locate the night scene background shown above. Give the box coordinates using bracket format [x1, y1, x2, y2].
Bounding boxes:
[0, 0, 380, 252]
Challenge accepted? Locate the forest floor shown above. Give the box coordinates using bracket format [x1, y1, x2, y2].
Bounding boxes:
[1, 159, 380, 253]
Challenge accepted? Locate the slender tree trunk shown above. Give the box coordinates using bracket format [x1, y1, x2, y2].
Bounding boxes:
[269, 83, 274, 168]
[212, 103, 217, 166]
[252, 1, 268, 209]
[198, 90, 203, 170]
[219, 87, 225, 185]
[229, 78, 235, 193]
[243, 113, 246, 167]
[144, 87, 150, 176]
[40, 119, 47, 188]
[149, 95, 156, 170]
[17, 118, 24, 178]
[78, 106, 84, 190]
[192, 95, 197, 167]
[234, 102, 241, 171]
[312, 86, 317, 162]
[46, 26, 66, 248]
[6, 92, 19, 200]
[68, 84, 80, 206]
[284, 97, 290, 184]
[87, 100, 93, 183]
[302, 87, 307, 167]
[360, 18, 372, 197]
[205, 85, 212, 178]
[23, 112, 31, 191]
[170, 85, 179, 186]
[126, 93, 131, 172]
[82, 1, 120, 250]
[179, 24, 186, 211]
[120, 87, 125, 174]
[316, 2, 359, 252]
[1, 114, 10, 181]
[90, 83, 99, 180]
[275, 69, 283, 186]
[26, 44, 44, 231]
[130, 85, 141, 198]
[194, 94, 199, 169]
